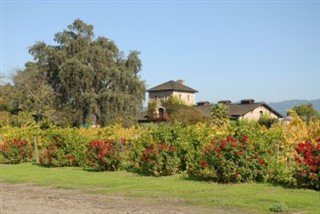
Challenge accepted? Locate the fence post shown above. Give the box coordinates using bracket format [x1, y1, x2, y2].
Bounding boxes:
[33, 136, 40, 164]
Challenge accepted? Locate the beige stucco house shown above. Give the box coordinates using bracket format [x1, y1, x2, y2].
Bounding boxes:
[145, 80, 198, 121]
[148, 80, 198, 105]
[196, 99, 283, 121]
[218, 99, 283, 120]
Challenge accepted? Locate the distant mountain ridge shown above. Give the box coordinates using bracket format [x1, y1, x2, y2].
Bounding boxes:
[268, 99, 320, 116]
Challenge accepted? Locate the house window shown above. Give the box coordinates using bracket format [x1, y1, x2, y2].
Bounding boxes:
[179, 94, 182, 100]
[187, 95, 190, 101]
[155, 95, 158, 100]
[259, 111, 263, 117]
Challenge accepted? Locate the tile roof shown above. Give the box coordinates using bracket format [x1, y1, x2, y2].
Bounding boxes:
[147, 80, 198, 93]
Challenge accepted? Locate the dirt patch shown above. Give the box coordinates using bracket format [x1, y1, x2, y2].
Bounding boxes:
[0, 183, 234, 214]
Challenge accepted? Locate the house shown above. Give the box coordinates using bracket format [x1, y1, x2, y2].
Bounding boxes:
[196, 99, 283, 121]
[147, 80, 198, 106]
[139, 80, 198, 122]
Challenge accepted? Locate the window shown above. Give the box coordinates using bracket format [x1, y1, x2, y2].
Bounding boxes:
[179, 94, 182, 100]
[259, 111, 263, 117]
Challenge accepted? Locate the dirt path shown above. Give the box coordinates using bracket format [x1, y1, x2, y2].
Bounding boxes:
[0, 183, 234, 214]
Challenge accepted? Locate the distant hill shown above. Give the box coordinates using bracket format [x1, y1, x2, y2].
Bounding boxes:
[268, 99, 320, 116]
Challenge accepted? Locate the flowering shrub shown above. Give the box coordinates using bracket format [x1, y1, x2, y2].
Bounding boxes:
[39, 135, 84, 167]
[294, 140, 320, 189]
[203, 136, 269, 183]
[85, 138, 130, 171]
[139, 143, 180, 176]
[0, 139, 33, 164]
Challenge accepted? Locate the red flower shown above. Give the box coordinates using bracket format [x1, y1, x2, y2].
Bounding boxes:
[311, 166, 317, 172]
[238, 151, 244, 156]
[310, 173, 316, 180]
[295, 156, 302, 164]
[217, 153, 222, 158]
[214, 147, 220, 152]
[242, 136, 248, 142]
[258, 158, 265, 165]
[201, 160, 207, 168]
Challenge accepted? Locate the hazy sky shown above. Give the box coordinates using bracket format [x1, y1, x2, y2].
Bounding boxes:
[1, 0, 319, 103]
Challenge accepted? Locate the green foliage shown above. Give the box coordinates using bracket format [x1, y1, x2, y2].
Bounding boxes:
[138, 143, 180, 176]
[292, 103, 320, 122]
[161, 95, 186, 115]
[39, 133, 87, 167]
[147, 100, 157, 118]
[169, 106, 207, 125]
[269, 202, 288, 212]
[203, 136, 270, 183]
[27, 19, 145, 127]
[210, 103, 230, 127]
[13, 63, 55, 123]
[258, 114, 279, 128]
[0, 139, 33, 164]
[85, 139, 131, 171]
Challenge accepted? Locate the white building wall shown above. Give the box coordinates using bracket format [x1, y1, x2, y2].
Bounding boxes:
[149, 91, 196, 106]
[241, 106, 279, 120]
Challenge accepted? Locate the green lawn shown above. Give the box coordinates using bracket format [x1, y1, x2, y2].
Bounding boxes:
[1, 163, 319, 213]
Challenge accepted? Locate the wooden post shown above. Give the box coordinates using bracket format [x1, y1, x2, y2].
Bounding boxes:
[276, 143, 279, 164]
[33, 136, 40, 164]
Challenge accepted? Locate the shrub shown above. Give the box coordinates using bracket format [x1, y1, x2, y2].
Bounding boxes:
[139, 143, 180, 176]
[203, 136, 269, 183]
[0, 139, 33, 164]
[294, 140, 320, 189]
[269, 202, 288, 212]
[85, 138, 131, 171]
[39, 134, 86, 167]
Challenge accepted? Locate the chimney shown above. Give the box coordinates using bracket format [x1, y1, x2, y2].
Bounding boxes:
[240, 99, 255, 104]
[218, 100, 232, 105]
[176, 79, 185, 85]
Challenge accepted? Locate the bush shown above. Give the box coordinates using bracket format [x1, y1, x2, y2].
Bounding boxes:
[39, 134, 86, 167]
[138, 143, 180, 176]
[294, 140, 320, 189]
[269, 202, 288, 212]
[203, 136, 269, 183]
[85, 138, 131, 171]
[0, 139, 33, 164]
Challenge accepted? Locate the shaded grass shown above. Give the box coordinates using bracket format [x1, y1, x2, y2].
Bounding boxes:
[1, 163, 319, 213]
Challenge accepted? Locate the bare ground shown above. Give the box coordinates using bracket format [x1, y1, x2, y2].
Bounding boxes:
[0, 183, 238, 214]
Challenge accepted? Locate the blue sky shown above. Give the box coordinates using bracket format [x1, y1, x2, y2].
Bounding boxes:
[1, 0, 319, 104]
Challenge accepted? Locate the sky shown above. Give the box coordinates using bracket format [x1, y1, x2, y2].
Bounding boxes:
[1, 0, 320, 104]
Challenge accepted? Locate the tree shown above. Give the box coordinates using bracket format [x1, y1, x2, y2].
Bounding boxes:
[291, 103, 320, 122]
[161, 95, 186, 115]
[13, 63, 54, 123]
[28, 19, 146, 126]
[169, 106, 207, 125]
[210, 103, 230, 127]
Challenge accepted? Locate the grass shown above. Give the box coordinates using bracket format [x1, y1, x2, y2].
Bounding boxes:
[1, 163, 320, 213]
